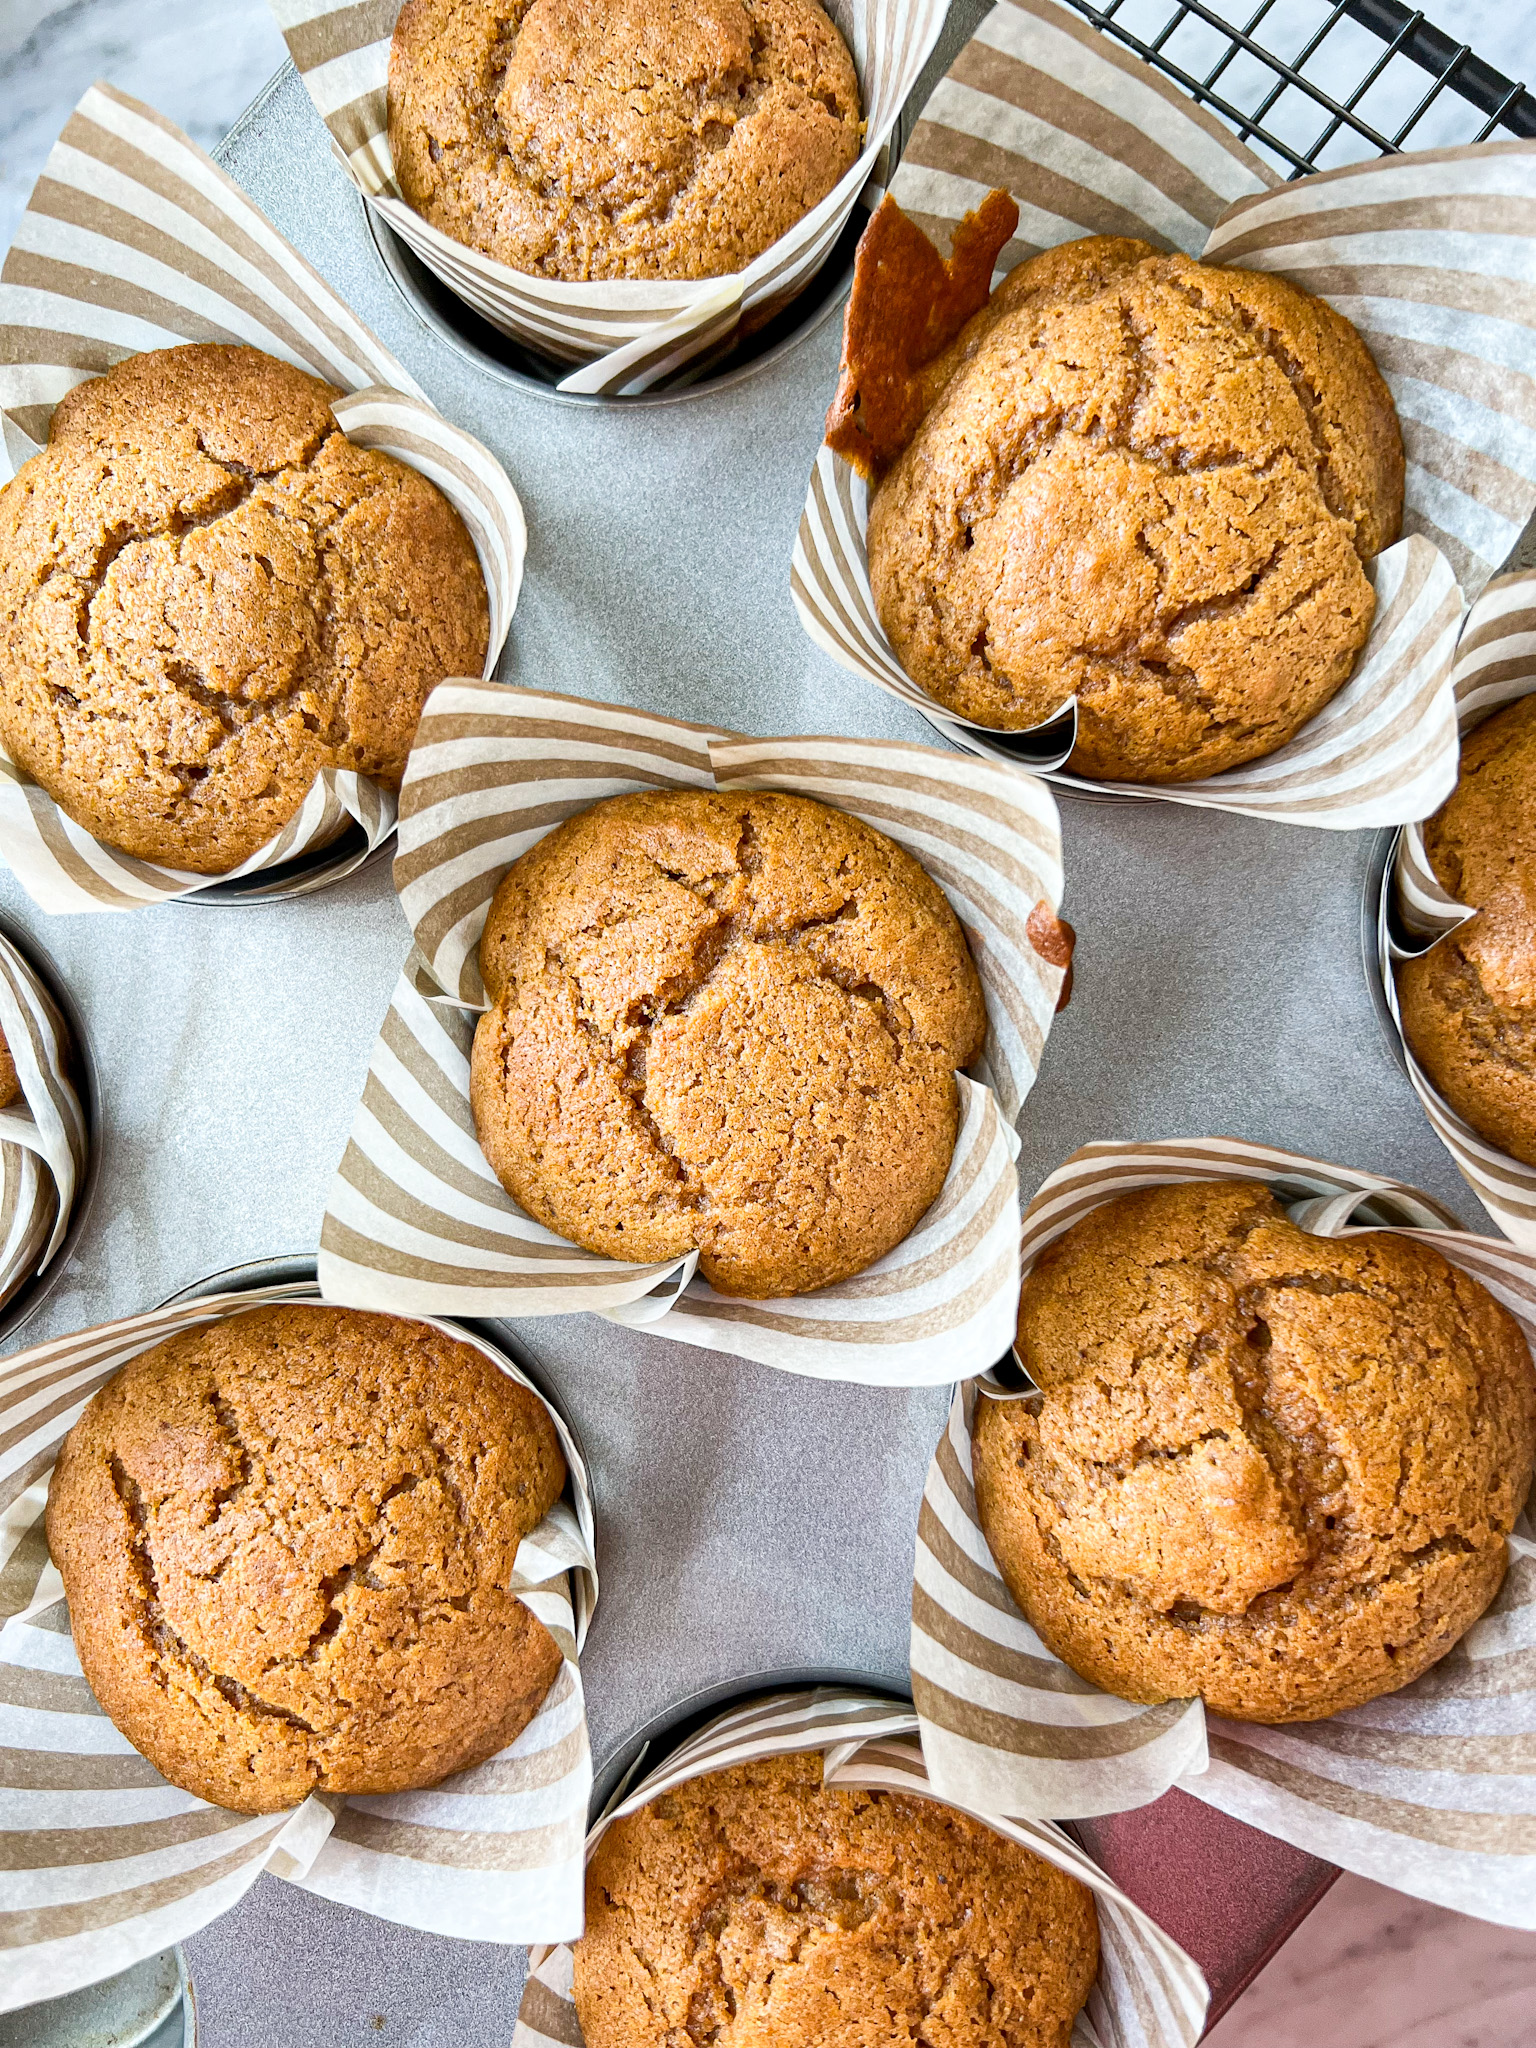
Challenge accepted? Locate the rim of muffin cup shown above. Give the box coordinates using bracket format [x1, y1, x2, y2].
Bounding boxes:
[0, 917, 101, 1350]
[363, 199, 867, 412]
[588, 1668, 913, 1822]
[168, 825, 390, 909]
[6, 1942, 194, 2048]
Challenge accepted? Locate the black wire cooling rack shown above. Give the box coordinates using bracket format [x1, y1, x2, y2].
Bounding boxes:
[1064, 0, 1534, 175]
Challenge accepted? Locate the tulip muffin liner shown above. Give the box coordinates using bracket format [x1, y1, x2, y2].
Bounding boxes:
[317, 681, 1071, 1382]
[911, 1134, 1536, 1925]
[0, 85, 526, 910]
[793, 0, 1536, 827]
[0, 1279, 596, 2011]
[272, 0, 948, 395]
[511, 1683, 1210, 2048]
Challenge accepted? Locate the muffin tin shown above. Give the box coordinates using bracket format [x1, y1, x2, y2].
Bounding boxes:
[2, 2, 1534, 2042]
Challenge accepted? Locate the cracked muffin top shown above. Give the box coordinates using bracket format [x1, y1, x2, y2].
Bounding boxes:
[573, 1750, 1099, 2048]
[1396, 695, 1536, 1167]
[0, 1029, 20, 1110]
[867, 236, 1404, 783]
[46, 1304, 565, 1813]
[0, 344, 489, 873]
[974, 1179, 1536, 1723]
[387, 0, 861, 282]
[469, 789, 988, 1299]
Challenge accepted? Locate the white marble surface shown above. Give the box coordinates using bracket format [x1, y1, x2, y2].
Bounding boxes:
[2, 2, 1536, 2045]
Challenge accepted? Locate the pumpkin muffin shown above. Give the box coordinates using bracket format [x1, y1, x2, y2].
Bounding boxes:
[388, 0, 862, 281]
[46, 1304, 565, 1813]
[0, 344, 489, 873]
[0, 1031, 20, 1110]
[866, 236, 1404, 781]
[573, 1750, 1099, 2048]
[974, 1179, 1536, 1722]
[470, 789, 988, 1298]
[1397, 695, 1536, 1164]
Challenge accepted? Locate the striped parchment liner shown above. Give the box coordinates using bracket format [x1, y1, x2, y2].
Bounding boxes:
[792, 0, 1536, 828]
[912, 1135, 1536, 1927]
[0, 1279, 597, 2013]
[512, 1685, 1208, 2048]
[1378, 567, 1536, 1246]
[0, 85, 525, 912]
[271, 0, 947, 397]
[317, 682, 1068, 1383]
[0, 933, 88, 1320]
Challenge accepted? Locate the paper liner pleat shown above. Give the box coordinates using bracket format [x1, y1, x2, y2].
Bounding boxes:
[0, 1282, 597, 2010]
[0, 85, 526, 913]
[794, 0, 1536, 827]
[273, 0, 948, 391]
[911, 1136, 1536, 1926]
[1377, 567, 1536, 1246]
[510, 1685, 1209, 2048]
[0, 934, 88, 1318]
[317, 681, 1070, 1380]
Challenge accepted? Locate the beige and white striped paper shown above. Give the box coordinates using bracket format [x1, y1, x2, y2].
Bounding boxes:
[0, 85, 526, 912]
[913, 1135, 1536, 1927]
[512, 1685, 1208, 2048]
[0, 932, 88, 1324]
[793, 0, 1536, 826]
[318, 681, 1068, 1382]
[0, 1280, 596, 2012]
[272, 0, 948, 395]
[1378, 568, 1536, 1247]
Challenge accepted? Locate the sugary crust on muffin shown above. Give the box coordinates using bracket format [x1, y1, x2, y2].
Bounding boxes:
[867, 237, 1404, 782]
[46, 1305, 565, 1812]
[1397, 696, 1536, 1165]
[0, 344, 489, 873]
[974, 1180, 1536, 1722]
[573, 1751, 1099, 2048]
[388, 0, 861, 282]
[469, 789, 987, 1298]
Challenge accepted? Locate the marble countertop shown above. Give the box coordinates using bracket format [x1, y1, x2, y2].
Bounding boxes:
[2, 4, 1535, 2046]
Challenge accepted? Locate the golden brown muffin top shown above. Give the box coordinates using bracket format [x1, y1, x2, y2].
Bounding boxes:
[388, 0, 861, 281]
[573, 1751, 1099, 2048]
[0, 1030, 20, 1111]
[46, 1305, 566, 1812]
[1395, 697, 1536, 1165]
[0, 344, 488, 873]
[975, 1180, 1536, 1722]
[866, 237, 1403, 783]
[469, 789, 988, 1298]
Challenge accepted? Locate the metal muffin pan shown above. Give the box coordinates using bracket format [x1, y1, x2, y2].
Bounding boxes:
[0, 1949, 194, 2048]
[1, 8, 1521, 2041]
[589, 1667, 913, 1816]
